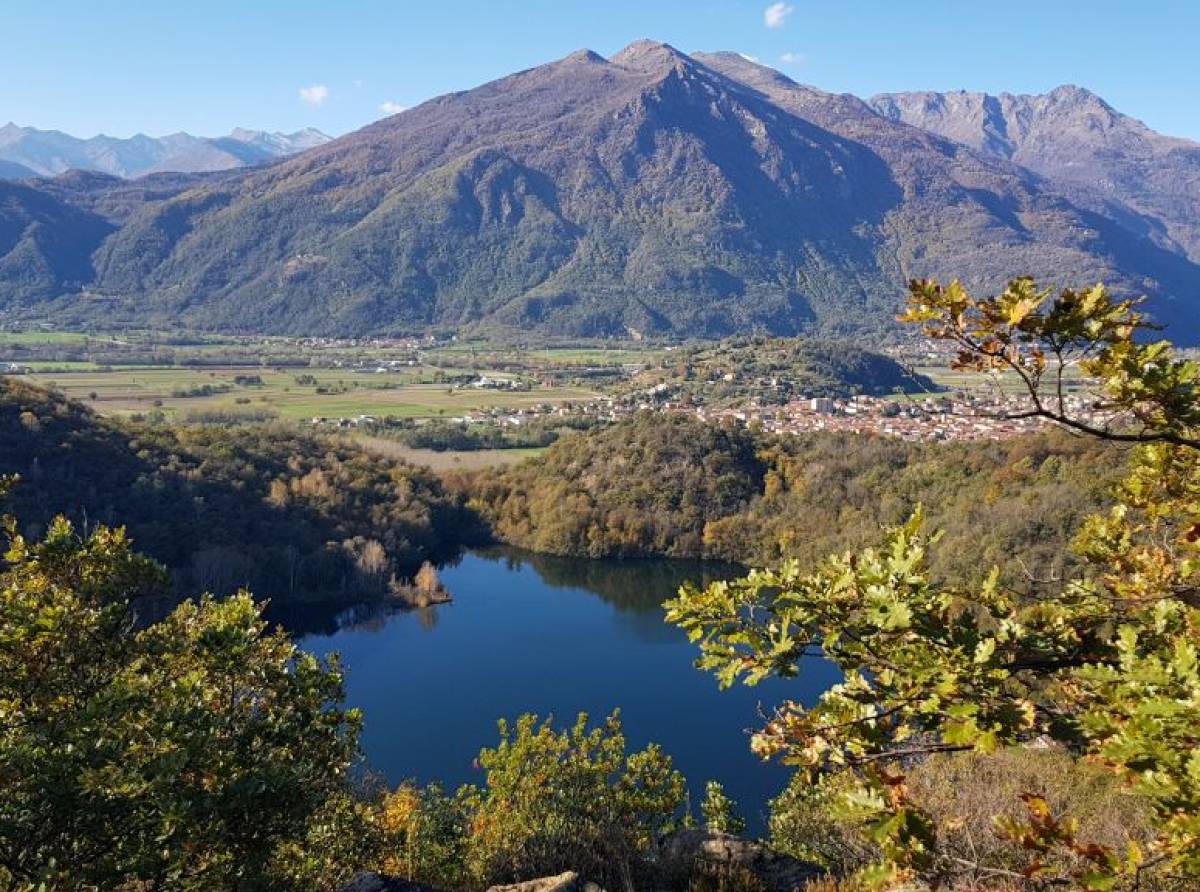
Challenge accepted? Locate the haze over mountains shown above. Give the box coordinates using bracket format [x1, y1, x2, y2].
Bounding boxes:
[0, 124, 331, 179]
[1, 41, 1197, 341]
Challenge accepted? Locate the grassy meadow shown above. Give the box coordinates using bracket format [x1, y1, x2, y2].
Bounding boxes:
[353, 436, 546, 470]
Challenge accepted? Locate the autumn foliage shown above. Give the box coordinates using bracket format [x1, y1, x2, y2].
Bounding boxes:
[668, 279, 1200, 890]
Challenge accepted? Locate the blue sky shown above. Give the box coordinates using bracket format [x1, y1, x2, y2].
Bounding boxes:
[3, 0, 1197, 140]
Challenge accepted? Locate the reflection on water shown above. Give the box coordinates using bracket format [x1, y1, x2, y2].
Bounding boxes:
[298, 547, 840, 832]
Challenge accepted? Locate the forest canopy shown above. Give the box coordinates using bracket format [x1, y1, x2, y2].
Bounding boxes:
[460, 412, 1120, 588]
[0, 378, 486, 605]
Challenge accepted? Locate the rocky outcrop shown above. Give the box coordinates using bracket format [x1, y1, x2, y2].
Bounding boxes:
[660, 829, 822, 892]
[486, 872, 612, 892]
[340, 873, 441, 892]
[341, 833, 819, 892]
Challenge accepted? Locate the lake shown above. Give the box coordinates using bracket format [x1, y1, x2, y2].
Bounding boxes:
[299, 548, 841, 831]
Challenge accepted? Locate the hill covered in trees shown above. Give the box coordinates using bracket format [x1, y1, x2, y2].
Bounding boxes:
[459, 413, 1119, 587]
[619, 336, 932, 404]
[0, 378, 485, 605]
[460, 414, 767, 558]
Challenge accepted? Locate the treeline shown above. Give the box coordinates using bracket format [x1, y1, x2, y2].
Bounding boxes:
[456, 413, 1120, 588]
[0, 341, 315, 368]
[370, 416, 597, 452]
[0, 379, 486, 605]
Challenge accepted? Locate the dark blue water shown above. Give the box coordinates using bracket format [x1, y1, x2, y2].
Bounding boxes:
[300, 548, 840, 831]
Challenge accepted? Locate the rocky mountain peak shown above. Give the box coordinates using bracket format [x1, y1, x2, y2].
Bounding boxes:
[0, 124, 331, 179]
[561, 48, 607, 65]
[610, 39, 692, 73]
[1042, 83, 1107, 108]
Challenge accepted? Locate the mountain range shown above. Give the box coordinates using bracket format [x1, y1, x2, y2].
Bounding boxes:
[0, 124, 331, 179]
[1, 41, 1197, 341]
[868, 87, 1200, 268]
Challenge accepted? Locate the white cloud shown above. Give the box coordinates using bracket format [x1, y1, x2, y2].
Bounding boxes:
[764, 2, 794, 28]
[353, 79, 364, 89]
[299, 84, 330, 106]
[779, 51, 806, 65]
[379, 100, 407, 116]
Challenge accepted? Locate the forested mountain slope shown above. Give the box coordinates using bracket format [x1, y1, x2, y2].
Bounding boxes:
[1, 42, 1197, 340]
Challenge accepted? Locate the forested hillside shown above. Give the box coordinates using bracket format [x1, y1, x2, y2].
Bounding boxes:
[0, 379, 485, 603]
[460, 413, 1120, 587]
[459, 414, 767, 558]
[0, 179, 116, 302]
[2, 377, 1120, 601]
[621, 336, 932, 403]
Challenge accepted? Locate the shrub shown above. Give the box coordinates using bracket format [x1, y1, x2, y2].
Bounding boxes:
[0, 505, 363, 890]
[374, 783, 469, 890]
[909, 748, 1159, 886]
[457, 711, 687, 889]
[770, 747, 1161, 885]
[702, 781, 746, 834]
[770, 776, 878, 876]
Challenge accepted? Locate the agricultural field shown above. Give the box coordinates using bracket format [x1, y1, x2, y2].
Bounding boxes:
[911, 364, 1093, 395]
[19, 365, 599, 421]
[511, 347, 658, 365]
[0, 329, 419, 370]
[0, 328, 668, 425]
[0, 330, 101, 346]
